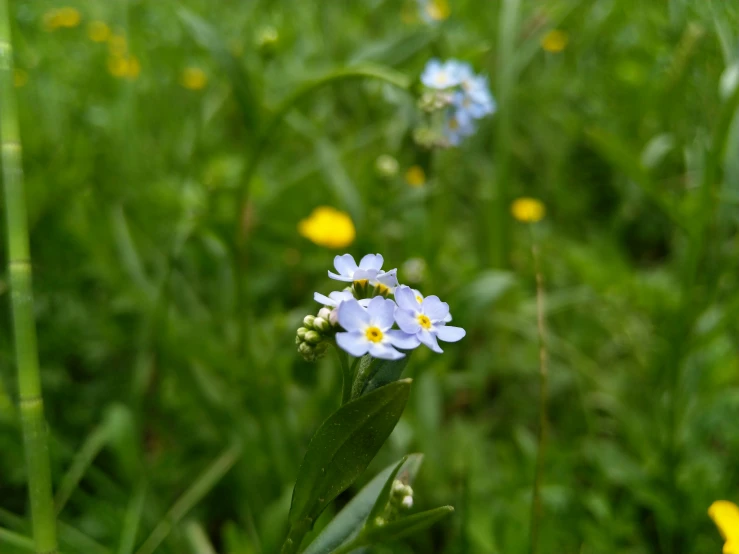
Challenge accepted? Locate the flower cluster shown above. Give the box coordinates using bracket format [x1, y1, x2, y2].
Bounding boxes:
[296, 253, 465, 361]
[418, 59, 495, 147]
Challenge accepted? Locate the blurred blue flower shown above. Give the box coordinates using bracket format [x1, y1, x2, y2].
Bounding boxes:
[442, 111, 476, 146]
[421, 58, 470, 90]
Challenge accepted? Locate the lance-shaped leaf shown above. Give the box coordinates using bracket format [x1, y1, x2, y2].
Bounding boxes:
[352, 354, 412, 398]
[288, 379, 412, 529]
[362, 506, 454, 545]
[303, 454, 424, 554]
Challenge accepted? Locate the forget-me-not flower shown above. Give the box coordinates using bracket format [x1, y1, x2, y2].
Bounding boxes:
[421, 59, 467, 90]
[336, 297, 420, 360]
[393, 286, 465, 353]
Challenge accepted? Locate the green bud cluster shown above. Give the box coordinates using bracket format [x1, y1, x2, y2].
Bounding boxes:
[295, 312, 334, 362]
[412, 126, 447, 149]
[372, 479, 414, 528]
[418, 90, 453, 113]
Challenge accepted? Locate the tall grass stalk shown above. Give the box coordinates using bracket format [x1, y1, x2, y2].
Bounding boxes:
[0, 1, 58, 553]
[528, 231, 548, 554]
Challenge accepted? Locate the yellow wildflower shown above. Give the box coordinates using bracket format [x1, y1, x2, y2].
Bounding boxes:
[43, 7, 81, 31]
[107, 55, 140, 80]
[709, 500, 739, 554]
[57, 7, 81, 28]
[108, 34, 128, 57]
[541, 29, 568, 53]
[87, 20, 111, 42]
[180, 67, 208, 91]
[298, 206, 355, 249]
[511, 197, 545, 223]
[425, 0, 451, 21]
[13, 69, 28, 88]
[405, 165, 426, 187]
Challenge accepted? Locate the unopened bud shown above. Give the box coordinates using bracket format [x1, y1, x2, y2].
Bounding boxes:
[329, 308, 339, 326]
[297, 327, 308, 340]
[304, 330, 322, 344]
[295, 335, 301, 345]
[303, 315, 316, 328]
[317, 307, 332, 321]
[375, 154, 399, 178]
[298, 342, 313, 356]
[401, 496, 413, 509]
[313, 317, 330, 332]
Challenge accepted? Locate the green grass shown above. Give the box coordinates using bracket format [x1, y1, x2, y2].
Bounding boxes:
[1, 0, 738, 553]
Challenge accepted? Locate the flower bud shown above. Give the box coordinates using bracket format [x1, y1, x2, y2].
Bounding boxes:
[375, 154, 399, 178]
[295, 335, 301, 345]
[317, 307, 332, 321]
[304, 330, 322, 345]
[297, 327, 308, 340]
[329, 308, 339, 326]
[303, 315, 316, 328]
[313, 317, 330, 332]
[401, 495, 413, 509]
[298, 342, 314, 356]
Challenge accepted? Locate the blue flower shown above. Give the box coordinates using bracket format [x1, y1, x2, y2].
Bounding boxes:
[454, 75, 496, 119]
[442, 111, 477, 146]
[328, 253, 385, 282]
[336, 297, 420, 360]
[421, 58, 470, 90]
[393, 286, 465, 353]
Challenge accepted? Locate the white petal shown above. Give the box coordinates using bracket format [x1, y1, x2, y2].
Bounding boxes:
[329, 290, 355, 303]
[367, 297, 395, 329]
[394, 307, 421, 334]
[359, 253, 384, 271]
[334, 254, 358, 277]
[422, 296, 450, 321]
[419, 329, 443, 353]
[395, 286, 419, 312]
[338, 299, 370, 331]
[386, 330, 420, 350]
[328, 271, 354, 282]
[375, 268, 399, 288]
[435, 325, 466, 343]
[368, 342, 404, 360]
[314, 292, 336, 306]
[336, 332, 369, 357]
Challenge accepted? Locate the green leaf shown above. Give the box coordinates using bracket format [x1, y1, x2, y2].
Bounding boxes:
[357, 355, 412, 397]
[178, 8, 261, 134]
[288, 379, 412, 528]
[363, 506, 454, 545]
[303, 455, 424, 554]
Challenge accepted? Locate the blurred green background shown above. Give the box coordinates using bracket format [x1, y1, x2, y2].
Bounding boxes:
[1, 0, 738, 552]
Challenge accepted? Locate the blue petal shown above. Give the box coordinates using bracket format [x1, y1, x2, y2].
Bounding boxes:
[419, 329, 443, 353]
[386, 329, 421, 350]
[367, 297, 395, 329]
[314, 292, 335, 306]
[436, 325, 466, 343]
[422, 295, 450, 321]
[359, 253, 384, 271]
[368, 342, 405, 360]
[336, 331, 369, 357]
[334, 254, 358, 277]
[338, 299, 370, 331]
[394, 307, 421, 334]
[395, 286, 419, 312]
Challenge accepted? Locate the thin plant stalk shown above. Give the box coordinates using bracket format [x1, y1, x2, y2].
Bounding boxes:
[0, 1, 58, 553]
[528, 228, 548, 554]
[334, 348, 353, 405]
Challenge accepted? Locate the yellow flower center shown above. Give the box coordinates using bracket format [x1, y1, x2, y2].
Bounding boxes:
[375, 283, 390, 296]
[354, 279, 368, 287]
[417, 314, 432, 329]
[365, 326, 383, 343]
[415, 295, 423, 304]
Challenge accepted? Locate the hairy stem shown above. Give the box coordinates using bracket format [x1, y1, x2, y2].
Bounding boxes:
[528, 234, 548, 554]
[0, 1, 58, 552]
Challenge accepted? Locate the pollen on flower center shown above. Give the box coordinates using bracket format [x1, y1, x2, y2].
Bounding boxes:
[365, 326, 383, 343]
[417, 314, 432, 329]
[415, 295, 423, 303]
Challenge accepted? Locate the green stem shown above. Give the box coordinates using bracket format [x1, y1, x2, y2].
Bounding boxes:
[350, 355, 375, 400]
[0, 2, 58, 553]
[279, 519, 311, 554]
[334, 348, 353, 405]
[528, 228, 548, 554]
